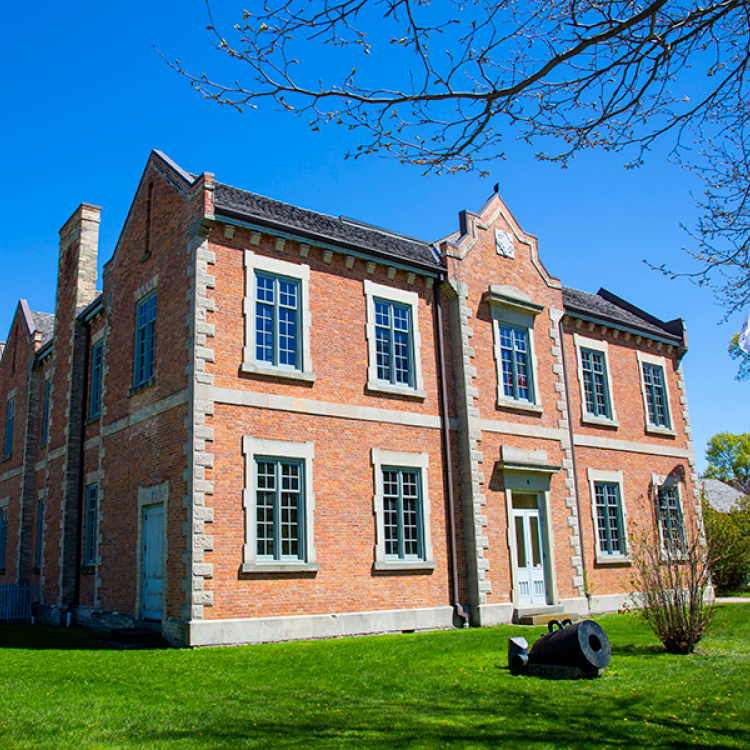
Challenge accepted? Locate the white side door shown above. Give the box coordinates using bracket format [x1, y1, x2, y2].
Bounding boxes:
[513, 501, 548, 607]
[142, 504, 163, 620]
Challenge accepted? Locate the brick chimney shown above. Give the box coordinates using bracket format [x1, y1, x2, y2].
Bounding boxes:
[52, 202, 101, 608]
[56, 203, 101, 319]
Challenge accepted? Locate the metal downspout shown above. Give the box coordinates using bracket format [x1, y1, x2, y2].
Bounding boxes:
[557, 316, 590, 601]
[435, 283, 469, 627]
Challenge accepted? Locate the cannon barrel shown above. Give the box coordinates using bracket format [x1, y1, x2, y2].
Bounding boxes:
[528, 619, 611, 673]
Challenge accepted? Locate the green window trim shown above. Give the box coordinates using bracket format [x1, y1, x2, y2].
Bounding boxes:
[4, 398, 15, 459]
[134, 292, 157, 388]
[84, 484, 98, 566]
[90, 342, 103, 418]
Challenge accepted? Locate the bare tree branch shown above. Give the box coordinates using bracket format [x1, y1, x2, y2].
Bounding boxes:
[163, 0, 750, 312]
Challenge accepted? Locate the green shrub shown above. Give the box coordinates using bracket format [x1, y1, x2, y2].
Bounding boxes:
[703, 497, 750, 592]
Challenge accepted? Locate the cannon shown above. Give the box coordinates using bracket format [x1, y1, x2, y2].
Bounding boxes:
[508, 618, 611, 678]
[529, 618, 611, 674]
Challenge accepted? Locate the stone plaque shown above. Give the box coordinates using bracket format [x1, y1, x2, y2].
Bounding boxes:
[495, 229, 515, 258]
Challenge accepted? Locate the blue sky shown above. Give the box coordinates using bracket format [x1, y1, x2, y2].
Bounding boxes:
[2, 1, 747, 471]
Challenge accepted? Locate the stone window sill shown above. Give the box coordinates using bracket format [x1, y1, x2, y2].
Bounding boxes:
[496, 399, 543, 415]
[373, 559, 436, 573]
[582, 414, 619, 429]
[240, 363, 316, 383]
[366, 381, 426, 400]
[645, 425, 677, 438]
[241, 562, 319, 574]
[595, 554, 631, 566]
[128, 378, 156, 398]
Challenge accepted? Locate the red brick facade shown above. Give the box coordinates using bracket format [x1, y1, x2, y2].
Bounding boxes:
[0, 151, 700, 645]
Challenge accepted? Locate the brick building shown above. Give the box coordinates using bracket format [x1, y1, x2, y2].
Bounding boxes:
[0, 151, 701, 646]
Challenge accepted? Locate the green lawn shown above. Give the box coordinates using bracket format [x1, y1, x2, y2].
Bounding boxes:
[1, 605, 748, 750]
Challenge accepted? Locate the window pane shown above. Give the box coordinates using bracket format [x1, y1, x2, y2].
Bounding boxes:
[256, 274, 300, 370]
[498, 324, 533, 403]
[256, 461, 276, 558]
[530, 518, 542, 567]
[643, 364, 669, 427]
[256, 459, 304, 561]
[595, 482, 625, 555]
[401, 471, 419, 557]
[4, 399, 14, 458]
[374, 300, 413, 386]
[383, 469, 399, 556]
[135, 293, 157, 387]
[382, 467, 423, 560]
[515, 516, 527, 568]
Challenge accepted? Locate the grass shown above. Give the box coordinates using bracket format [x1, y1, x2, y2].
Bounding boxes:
[1, 605, 749, 750]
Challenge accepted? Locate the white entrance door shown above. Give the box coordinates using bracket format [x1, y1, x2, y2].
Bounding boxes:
[512, 493, 548, 607]
[142, 504, 163, 620]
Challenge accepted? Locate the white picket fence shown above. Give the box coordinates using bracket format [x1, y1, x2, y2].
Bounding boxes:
[0, 584, 40, 621]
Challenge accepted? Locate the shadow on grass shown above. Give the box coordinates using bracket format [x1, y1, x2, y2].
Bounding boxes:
[0, 622, 110, 650]
[611, 643, 668, 657]
[86, 691, 749, 750]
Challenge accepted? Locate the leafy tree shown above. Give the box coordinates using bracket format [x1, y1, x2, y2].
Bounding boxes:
[703, 496, 750, 592]
[169, 0, 750, 312]
[704, 432, 750, 493]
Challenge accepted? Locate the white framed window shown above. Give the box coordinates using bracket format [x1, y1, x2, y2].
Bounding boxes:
[574, 334, 618, 426]
[84, 484, 98, 566]
[652, 474, 686, 555]
[587, 469, 629, 563]
[134, 291, 157, 388]
[364, 281, 425, 399]
[637, 352, 675, 435]
[371, 448, 434, 571]
[242, 251, 314, 382]
[242, 436, 318, 573]
[484, 286, 543, 412]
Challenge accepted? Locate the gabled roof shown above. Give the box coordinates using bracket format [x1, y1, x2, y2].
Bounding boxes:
[214, 182, 442, 272]
[700, 478, 746, 512]
[562, 287, 684, 344]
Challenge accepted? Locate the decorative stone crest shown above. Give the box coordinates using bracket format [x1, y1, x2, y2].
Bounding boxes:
[495, 229, 515, 258]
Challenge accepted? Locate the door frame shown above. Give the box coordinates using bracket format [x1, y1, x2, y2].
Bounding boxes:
[135, 482, 169, 622]
[503, 469, 559, 608]
[511, 494, 549, 607]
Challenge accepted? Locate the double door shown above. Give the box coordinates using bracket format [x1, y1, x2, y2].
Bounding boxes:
[512, 493, 548, 607]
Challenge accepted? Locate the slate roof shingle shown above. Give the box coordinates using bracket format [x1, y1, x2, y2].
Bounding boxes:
[214, 182, 442, 271]
[562, 287, 684, 343]
[31, 311, 55, 345]
[699, 478, 746, 512]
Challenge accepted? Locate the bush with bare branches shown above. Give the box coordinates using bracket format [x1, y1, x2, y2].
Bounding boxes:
[629, 520, 714, 655]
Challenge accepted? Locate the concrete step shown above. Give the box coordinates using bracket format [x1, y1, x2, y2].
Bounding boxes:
[515, 611, 579, 626]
